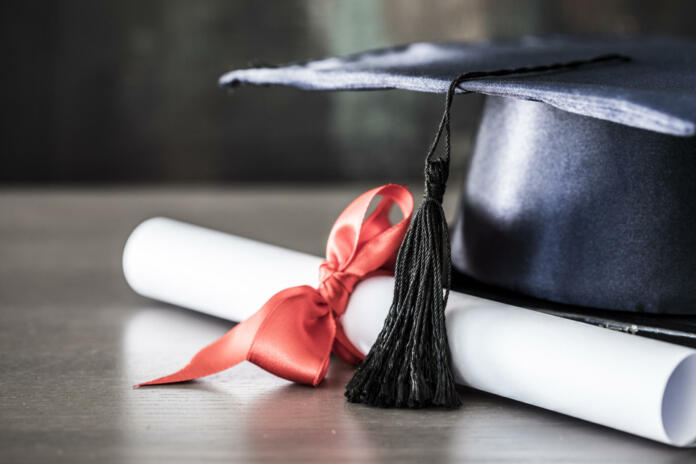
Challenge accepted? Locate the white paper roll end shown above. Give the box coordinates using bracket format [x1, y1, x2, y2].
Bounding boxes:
[661, 352, 696, 446]
[123, 217, 168, 298]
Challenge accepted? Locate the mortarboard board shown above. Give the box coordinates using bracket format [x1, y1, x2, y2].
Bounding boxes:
[218, 37, 696, 408]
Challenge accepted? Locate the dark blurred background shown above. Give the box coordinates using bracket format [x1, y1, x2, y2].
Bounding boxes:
[2, 0, 694, 184]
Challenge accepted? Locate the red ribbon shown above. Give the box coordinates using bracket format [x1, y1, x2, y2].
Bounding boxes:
[138, 184, 413, 388]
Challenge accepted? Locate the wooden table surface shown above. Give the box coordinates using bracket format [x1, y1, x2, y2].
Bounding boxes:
[2, 186, 695, 463]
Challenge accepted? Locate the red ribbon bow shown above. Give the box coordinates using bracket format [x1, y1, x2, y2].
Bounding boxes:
[138, 184, 413, 387]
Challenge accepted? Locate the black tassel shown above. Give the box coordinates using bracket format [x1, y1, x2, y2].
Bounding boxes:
[345, 54, 630, 409]
[345, 75, 461, 408]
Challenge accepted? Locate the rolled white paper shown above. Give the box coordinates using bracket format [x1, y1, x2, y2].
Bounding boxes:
[123, 217, 696, 446]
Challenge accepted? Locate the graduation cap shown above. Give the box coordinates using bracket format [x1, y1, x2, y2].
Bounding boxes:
[219, 37, 696, 408]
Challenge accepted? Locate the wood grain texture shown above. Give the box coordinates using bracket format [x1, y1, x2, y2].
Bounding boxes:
[1, 186, 695, 463]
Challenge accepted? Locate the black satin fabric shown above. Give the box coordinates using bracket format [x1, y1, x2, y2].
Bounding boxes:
[451, 96, 696, 314]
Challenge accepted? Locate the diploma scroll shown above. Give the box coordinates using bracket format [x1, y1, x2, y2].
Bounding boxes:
[123, 217, 696, 447]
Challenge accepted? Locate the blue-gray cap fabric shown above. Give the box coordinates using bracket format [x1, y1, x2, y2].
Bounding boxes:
[220, 37, 696, 315]
[220, 37, 696, 136]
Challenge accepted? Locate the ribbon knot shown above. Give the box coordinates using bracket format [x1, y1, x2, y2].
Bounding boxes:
[138, 184, 414, 388]
[317, 264, 358, 317]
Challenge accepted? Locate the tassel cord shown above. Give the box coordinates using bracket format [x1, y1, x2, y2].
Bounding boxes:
[346, 53, 630, 409]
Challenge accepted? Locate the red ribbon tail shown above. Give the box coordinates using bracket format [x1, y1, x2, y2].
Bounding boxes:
[135, 286, 333, 388]
[134, 329, 243, 387]
[135, 307, 266, 387]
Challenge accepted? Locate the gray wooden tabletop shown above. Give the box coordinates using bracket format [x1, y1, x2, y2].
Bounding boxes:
[2, 186, 695, 463]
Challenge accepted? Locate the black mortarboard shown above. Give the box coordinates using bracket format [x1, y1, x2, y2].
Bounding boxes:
[219, 37, 696, 408]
